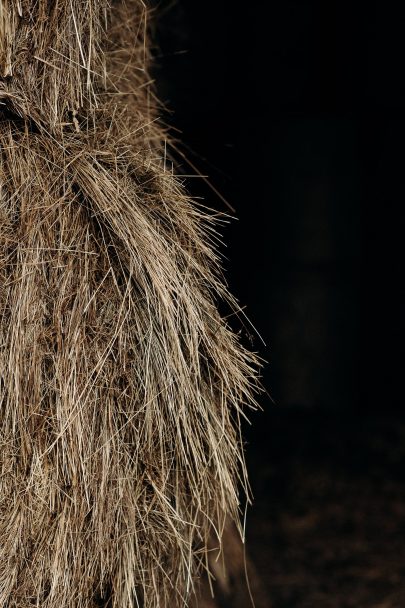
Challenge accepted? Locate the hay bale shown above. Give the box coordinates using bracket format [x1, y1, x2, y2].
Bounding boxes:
[0, 2, 259, 606]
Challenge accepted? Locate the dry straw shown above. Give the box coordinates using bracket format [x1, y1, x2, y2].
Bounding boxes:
[0, 1, 260, 606]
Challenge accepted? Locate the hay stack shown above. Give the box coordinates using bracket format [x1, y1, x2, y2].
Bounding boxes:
[0, 2, 259, 606]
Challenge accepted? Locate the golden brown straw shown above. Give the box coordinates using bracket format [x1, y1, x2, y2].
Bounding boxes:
[0, 1, 259, 606]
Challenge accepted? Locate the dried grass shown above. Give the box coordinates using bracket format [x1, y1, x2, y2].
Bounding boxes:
[0, 2, 260, 606]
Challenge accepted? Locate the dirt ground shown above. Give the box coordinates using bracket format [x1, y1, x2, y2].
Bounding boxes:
[241, 408, 405, 607]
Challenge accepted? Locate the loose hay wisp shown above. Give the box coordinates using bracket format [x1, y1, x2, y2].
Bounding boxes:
[0, 2, 260, 606]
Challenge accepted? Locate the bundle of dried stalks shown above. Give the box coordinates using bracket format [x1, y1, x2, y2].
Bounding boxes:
[0, 2, 260, 606]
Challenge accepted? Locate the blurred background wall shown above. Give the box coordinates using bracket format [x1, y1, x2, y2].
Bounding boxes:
[152, 0, 403, 413]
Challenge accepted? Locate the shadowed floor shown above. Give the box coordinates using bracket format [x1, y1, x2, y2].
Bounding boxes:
[244, 409, 405, 607]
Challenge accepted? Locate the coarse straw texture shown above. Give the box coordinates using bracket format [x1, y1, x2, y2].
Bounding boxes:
[0, 1, 260, 607]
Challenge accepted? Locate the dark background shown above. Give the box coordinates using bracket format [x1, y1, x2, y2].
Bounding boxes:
[151, 1, 404, 606]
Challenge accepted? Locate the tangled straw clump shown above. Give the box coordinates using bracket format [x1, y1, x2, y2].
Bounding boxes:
[0, 1, 260, 606]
